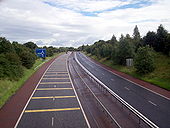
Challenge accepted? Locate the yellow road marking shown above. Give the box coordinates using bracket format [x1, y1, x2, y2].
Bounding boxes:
[32, 96, 76, 99]
[46, 72, 68, 74]
[25, 107, 80, 113]
[40, 82, 71, 84]
[43, 78, 69, 80]
[44, 74, 69, 76]
[36, 88, 73, 90]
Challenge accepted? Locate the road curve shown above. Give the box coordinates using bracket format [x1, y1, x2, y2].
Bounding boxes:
[76, 52, 170, 128]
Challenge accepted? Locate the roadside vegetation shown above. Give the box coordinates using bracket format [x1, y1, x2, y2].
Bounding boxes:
[0, 37, 73, 108]
[79, 24, 170, 90]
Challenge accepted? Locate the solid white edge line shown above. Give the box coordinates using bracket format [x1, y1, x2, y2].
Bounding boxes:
[14, 56, 58, 128]
[66, 53, 91, 128]
[80, 52, 170, 101]
[74, 60, 121, 128]
[34, 61, 45, 70]
[75, 52, 159, 128]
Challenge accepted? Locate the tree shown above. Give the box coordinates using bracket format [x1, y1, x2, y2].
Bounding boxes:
[165, 34, 170, 56]
[85, 45, 91, 53]
[0, 38, 24, 80]
[134, 46, 155, 74]
[0, 37, 15, 54]
[23, 42, 38, 52]
[0, 53, 23, 80]
[156, 24, 168, 54]
[143, 31, 157, 48]
[133, 25, 140, 40]
[102, 44, 112, 58]
[20, 51, 36, 69]
[115, 34, 134, 65]
[110, 34, 117, 45]
[78, 44, 85, 51]
[12, 42, 36, 69]
[133, 25, 141, 50]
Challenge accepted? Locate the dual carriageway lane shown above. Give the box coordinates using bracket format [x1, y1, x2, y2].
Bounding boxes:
[76, 52, 170, 128]
[15, 53, 89, 128]
[2, 51, 169, 128]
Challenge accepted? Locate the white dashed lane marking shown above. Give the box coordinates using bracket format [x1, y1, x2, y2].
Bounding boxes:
[148, 101, 157, 106]
[124, 87, 130, 91]
[52, 117, 54, 127]
[111, 78, 114, 81]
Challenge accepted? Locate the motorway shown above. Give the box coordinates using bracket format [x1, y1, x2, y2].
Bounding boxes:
[75, 52, 170, 128]
[68, 53, 141, 128]
[12, 52, 170, 128]
[15, 53, 89, 128]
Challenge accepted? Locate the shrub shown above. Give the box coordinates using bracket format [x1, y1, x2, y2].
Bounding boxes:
[0, 53, 23, 80]
[0, 37, 15, 54]
[20, 51, 36, 69]
[134, 46, 155, 74]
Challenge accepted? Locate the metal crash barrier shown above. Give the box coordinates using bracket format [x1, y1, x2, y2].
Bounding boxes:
[75, 53, 159, 128]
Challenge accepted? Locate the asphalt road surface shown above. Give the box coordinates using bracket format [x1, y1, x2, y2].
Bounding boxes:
[76, 52, 170, 128]
[68, 53, 139, 128]
[15, 53, 89, 128]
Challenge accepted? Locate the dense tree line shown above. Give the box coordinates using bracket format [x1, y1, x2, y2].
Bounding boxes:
[80, 24, 170, 74]
[0, 37, 70, 80]
[0, 38, 37, 80]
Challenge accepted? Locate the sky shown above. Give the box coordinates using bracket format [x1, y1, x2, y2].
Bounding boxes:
[0, 0, 170, 47]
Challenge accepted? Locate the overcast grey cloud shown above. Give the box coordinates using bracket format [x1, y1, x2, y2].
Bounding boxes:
[0, 0, 170, 47]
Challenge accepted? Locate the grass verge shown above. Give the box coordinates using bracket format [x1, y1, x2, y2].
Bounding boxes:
[85, 52, 170, 90]
[0, 53, 62, 108]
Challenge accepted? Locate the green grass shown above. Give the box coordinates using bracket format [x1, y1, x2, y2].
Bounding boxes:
[0, 53, 62, 108]
[85, 52, 170, 90]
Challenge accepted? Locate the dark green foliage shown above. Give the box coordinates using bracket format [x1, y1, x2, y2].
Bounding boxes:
[68, 47, 75, 51]
[134, 46, 155, 74]
[143, 31, 157, 47]
[133, 25, 140, 40]
[0, 38, 24, 80]
[87, 40, 113, 59]
[43, 46, 55, 57]
[0, 37, 15, 54]
[132, 25, 141, 50]
[156, 24, 169, 55]
[142, 25, 170, 56]
[115, 34, 134, 65]
[78, 45, 85, 51]
[20, 51, 36, 69]
[110, 34, 117, 45]
[23, 42, 38, 52]
[0, 37, 38, 80]
[166, 34, 170, 56]
[47, 48, 54, 57]
[0, 53, 23, 80]
[82, 24, 169, 70]
[12, 42, 36, 69]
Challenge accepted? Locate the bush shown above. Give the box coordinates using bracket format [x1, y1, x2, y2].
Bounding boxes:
[12, 42, 36, 69]
[134, 46, 155, 74]
[0, 53, 23, 80]
[20, 51, 36, 69]
[0, 37, 15, 54]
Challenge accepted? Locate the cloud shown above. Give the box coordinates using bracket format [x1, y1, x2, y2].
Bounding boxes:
[0, 0, 169, 47]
